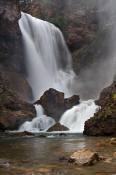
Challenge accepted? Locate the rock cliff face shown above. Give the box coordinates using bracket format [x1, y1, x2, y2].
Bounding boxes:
[0, 0, 35, 131]
[0, 0, 21, 72]
[84, 81, 116, 136]
[0, 0, 33, 101]
[0, 67, 36, 131]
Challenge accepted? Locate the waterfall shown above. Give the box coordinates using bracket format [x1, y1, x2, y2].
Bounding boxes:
[19, 12, 75, 101]
[19, 105, 55, 132]
[60, 100, 99, 133]
[18, 12, 98, 133]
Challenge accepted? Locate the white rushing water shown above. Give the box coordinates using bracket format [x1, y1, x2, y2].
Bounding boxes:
[19, 12, 76, 100]
[19, 105, 55, 132]
[19, 12, 98, 133]
[60, 100, 99, 133]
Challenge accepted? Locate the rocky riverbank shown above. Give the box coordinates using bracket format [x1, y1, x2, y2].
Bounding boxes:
[84, 81, 116, 136]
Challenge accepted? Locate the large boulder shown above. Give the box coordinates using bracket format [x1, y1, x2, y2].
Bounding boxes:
[35, 88, 80, 122]
[47, 123, 69, 132]
[68, 149, 101, 166]
[84, 81, 116, 136]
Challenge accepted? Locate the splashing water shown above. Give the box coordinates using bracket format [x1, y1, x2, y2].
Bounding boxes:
[60, 100, 99, 133]
[19, 105, 55, 132]
[18, 13, 98, 133]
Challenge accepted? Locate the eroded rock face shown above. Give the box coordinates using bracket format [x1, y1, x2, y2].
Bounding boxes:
[68, 149, 101, 166]
[0, 0, 22, 72]
[0, 0, 33, 101]
[84, 81, 116, 136]
[0, 69, 36, 131]
[35, 88, 79, 122]
[47, 123, 69, 132]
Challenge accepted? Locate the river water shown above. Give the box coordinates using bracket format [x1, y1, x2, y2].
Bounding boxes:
[0, 135, 116, 175]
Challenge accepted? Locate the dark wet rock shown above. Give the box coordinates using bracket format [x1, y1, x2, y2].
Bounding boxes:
[36, 135, 46, 138]
[64, 95, 80, 109]
[35, 88, 79, 122]
[59, 133, 67, 136]
[84, 81, 116, 136]
[9, 131, 35, 137]
[47, 123, 69, 132]
[68, 149, 101, 166]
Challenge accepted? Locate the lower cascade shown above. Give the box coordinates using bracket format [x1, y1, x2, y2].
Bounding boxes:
[60, 100, 99, 133]
[19, 12, 98, 133]
[19, 105, 56, 132]
[19, 100, 98, 133]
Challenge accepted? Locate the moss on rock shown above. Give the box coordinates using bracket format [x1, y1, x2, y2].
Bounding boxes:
[84, 81, 116, 136]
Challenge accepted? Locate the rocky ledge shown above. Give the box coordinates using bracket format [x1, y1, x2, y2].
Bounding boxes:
[35, 88, 79, 122]
[84, 81, 116, 136]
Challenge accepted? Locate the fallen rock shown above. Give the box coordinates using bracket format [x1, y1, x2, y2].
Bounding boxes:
[35, 88, 79, 122]
[68, 149, 101, 166]
[47, 123, 69, 132]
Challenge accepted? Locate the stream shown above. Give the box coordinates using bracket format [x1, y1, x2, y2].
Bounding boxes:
[0, 134, 116, 175]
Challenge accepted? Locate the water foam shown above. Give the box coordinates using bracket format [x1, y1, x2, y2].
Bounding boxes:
[19, 105, 55, 132]
[60, 100, 99, 133]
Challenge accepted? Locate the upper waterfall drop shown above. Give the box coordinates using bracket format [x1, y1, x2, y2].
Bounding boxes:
[19, 12, 76, 101]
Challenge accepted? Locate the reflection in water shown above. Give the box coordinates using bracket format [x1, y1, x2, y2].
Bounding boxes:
[61, 138, 86, 152]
